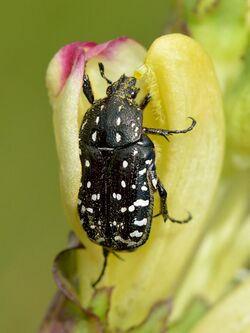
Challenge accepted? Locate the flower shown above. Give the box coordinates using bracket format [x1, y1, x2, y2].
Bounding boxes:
[44, 34, 224, 332]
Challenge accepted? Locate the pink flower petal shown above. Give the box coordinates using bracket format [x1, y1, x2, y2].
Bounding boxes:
[59, 42, 97, 93]
[49, 37, 135, 97]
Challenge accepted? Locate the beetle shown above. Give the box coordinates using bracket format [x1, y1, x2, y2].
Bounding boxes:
[78, 63, 196, 286]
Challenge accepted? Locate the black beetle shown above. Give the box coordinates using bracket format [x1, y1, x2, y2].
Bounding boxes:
[78, 63, 196, 286]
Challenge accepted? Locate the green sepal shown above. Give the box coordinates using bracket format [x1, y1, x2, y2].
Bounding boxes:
[38, 291, 100, 333]
[124, 300, 171, 333]
[88, 287, 113, 326]
[39, 233, 108, 333]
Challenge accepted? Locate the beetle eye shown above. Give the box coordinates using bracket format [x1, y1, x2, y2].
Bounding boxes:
[130, 89, 138, 99]
[106, 85, 114, 96]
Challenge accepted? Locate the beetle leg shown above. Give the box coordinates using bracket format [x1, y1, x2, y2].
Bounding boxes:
[155, 180, 192, 224]
[143, 117, 196, 140]
[83, 73, 95, 104]
[140, 93, 151, 110]
[92, 248, 109, 288]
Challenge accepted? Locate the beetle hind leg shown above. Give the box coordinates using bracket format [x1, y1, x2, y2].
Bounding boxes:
[143, 117, 196, 140]
[155, 180, 192, 224]
[92, 248, 109, 288]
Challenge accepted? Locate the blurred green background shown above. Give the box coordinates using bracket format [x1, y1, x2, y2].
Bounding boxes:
[0, 1, 170, 331]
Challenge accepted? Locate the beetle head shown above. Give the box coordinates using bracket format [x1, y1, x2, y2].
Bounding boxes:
[106, 74, 140, 99]
[98, 63, 140, 100]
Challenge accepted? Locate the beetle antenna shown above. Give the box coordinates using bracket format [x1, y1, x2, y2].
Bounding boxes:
[98, 62, 112, 85]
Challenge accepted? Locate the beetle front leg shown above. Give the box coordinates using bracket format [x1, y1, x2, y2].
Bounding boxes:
[83, 73, 95, 104]
[140, 93, 151, 110]
[143, 117, 196, 140]
[155, 180, 192, 224]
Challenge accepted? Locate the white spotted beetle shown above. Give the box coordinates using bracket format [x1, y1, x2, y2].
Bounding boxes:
[78, 63, 196, 286]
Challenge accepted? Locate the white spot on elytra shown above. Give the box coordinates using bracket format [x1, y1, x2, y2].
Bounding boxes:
[87, 207, 93, 213]
[141, 186, 148, 191]
[91, 194, 97, 201]
[113, 221, 117, 226]
[97, 193, 100, 200]
[123, 160, 128, 168]
[78, 199, 82, 205]
[118, 105, 122, 112]
[121, 207, 127, 213]
[134, 199, 149, 207]
[81, 206, 86, 213]
[132, 184, 136, 189]
[81, 120, 87, 129]
[95, 116, 100, 124]
[152, 178, 158, 188]
[139, 168, 146, 175]
[117, 193, 122, 200]
[134, 218, 147, 226]
[130, 230, 143, 238]
[90, 225, 96, 229]
[145, 159, 152, 165]
[92, 131, 97, 142]
[116, 132, 121, 142]
[138, 142, 143, 145]
[128, 205, 135, 212]
[113, 193, 117, 199]
[121, 180, 126, 188]
[87, 181, 91, 188]
[116, 117, 121, 125]
[131, 123, 135, 127]
[133, 150, 138, 156]
[85, 160, 90, 167]
[96, 237, 105, 243]
[114, 235, 137, 246]
[100, 105, 104, 110]
[135, 127, 139, 132]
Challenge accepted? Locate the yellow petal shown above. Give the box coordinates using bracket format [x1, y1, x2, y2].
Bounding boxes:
[173, 174, 250, 319]
[79, 34, 224, 330]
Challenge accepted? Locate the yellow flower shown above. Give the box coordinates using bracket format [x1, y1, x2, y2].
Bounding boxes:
[45, 34, 224, 332]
